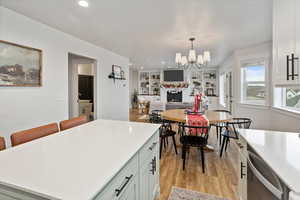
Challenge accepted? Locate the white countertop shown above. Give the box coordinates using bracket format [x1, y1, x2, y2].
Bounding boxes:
[0, 119, 160, 200]
[239, 129, 300, 194]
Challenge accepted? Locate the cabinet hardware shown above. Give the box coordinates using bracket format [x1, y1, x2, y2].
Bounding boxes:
[115, 175, 133, 197]
[240, 162, 246, 179]
[148, 142, 157, 151]
[150, 156, 157, 175]
[150, 158, 155, 175]
[153, 156, 157, 172]
[287, 55, 290, 80]
[291, 53, 299, 80]
[287, 54, 299, 80]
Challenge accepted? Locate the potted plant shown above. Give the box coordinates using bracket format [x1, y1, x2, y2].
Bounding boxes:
[132, 89, 139, 109]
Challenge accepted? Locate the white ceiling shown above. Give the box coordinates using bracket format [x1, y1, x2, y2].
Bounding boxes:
[1, 0, 272, 69]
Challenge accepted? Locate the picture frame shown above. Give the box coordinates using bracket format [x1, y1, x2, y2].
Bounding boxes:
[0, 40, 42, 87]
[112, 65, 122, 78]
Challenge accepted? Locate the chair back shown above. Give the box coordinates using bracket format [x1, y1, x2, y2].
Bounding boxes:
[149, 110, 163, 124]
[60, 115, 88, 131]
[213, 109, 232, 115]
[179, 124, 210, 143]
[226, 118, 252, 139]
[0, 136, 6, 151]
[11, 123, 59, 147]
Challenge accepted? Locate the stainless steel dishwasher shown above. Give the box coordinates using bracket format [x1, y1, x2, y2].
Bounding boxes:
[247, 148, 290, 200]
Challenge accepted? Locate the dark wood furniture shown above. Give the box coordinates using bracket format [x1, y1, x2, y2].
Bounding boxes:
[149, 110, 177, 158]
[220, 118, 252, 157]
[11, 123, 59, 147]
[211, 110, 232, 145]
[178, 124, 210, 173]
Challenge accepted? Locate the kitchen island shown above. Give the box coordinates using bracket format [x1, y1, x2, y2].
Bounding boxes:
[238, 129, 300, 200]
[0, 119, 160, 200]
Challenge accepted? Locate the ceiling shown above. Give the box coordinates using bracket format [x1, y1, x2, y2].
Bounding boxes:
[1, 0, 272, 69]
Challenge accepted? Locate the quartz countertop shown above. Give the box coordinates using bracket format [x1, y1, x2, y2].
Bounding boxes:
[239, 129, 300, 194]
[0, 119, 160, 200]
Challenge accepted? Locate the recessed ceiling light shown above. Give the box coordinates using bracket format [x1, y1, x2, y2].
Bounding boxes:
[141, 66, 144, 70]
[78, 0, 89, 7]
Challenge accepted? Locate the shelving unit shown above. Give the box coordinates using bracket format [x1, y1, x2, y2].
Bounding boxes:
[139, 71, 161, 96]
[189, 69, 218, 96]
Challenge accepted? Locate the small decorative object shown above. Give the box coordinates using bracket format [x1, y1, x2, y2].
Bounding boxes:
[131, 89, 138, 108]
[113, 65, 121, 78]
[160, 82, 189, 89]
[108, 65, 125, 82]
[0, 40, 42, 86]
[120, 70, 125, 79]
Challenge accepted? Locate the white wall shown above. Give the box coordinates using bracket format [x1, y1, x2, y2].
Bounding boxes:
[0, 7, 129, 146]
[219, 42, 300, 131]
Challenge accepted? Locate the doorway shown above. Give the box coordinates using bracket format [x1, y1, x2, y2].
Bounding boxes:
[68, 53, 97, 121]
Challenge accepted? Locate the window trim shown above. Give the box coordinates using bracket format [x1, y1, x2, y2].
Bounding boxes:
[219, 73, 226, 107]
[240, 58, 269, 106]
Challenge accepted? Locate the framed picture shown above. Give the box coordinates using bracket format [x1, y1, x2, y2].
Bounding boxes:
[112, 65, 122, 78]
[0, 40, 42, 86]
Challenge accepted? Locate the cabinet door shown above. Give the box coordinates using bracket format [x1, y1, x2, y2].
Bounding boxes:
[240, 153, 247, 200]
[139, 161, 150, 200]
[294, 0, 300, 85]
[118, 175, 139, 200]
[273, 0, 296, 86]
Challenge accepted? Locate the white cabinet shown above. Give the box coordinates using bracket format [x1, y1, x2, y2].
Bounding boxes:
[273, 0, 300, 86]
[236, 136, 247, 200]
[139, 134, 160, 200]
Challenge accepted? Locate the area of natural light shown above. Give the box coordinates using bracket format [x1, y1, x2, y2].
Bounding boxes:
[241, 64, 266, 105]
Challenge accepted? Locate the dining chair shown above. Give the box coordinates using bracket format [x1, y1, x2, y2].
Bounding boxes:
[0, 136, 6, 151]
[59, 115, 88, 131]
[149, 110, 177, 158]
[178, 124, 210, 173]
[11, 123, 59, 147]
[220, 118, 252, 157]
[211, 110, 231, 145]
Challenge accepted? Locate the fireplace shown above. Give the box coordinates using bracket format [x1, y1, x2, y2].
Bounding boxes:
[167, 91, 183, 102]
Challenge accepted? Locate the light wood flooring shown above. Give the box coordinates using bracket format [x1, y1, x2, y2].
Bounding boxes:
[130, 109, 239, 200]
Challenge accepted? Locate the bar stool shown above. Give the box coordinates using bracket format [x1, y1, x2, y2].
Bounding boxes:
[59, 115, 88, 131]
[0, 136, 6, 151]
[11, 123, 59, 147]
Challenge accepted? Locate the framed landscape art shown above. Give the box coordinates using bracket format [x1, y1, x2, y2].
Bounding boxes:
[0, 40, 42, 86]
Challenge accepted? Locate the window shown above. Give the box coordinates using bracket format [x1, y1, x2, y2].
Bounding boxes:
[274, 87, 300, 111]
[219, 73, 226, 106]
[241, 61, 267, 105]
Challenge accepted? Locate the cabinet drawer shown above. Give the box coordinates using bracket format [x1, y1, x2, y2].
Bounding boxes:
[139, 131, 159, 163]
[94, 155, 138, 200]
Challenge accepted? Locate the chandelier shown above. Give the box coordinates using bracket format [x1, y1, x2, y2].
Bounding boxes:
[175, 38, 211, 70]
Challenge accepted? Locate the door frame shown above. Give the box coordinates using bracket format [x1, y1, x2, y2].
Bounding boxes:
[68, 53, 98, 119]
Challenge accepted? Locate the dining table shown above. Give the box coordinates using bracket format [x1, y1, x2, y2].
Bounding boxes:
[160, 109, 232, 151]
[160, 109, 232, 124]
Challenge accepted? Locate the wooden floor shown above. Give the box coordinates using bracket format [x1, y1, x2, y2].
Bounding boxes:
[130, 109, 239, 200]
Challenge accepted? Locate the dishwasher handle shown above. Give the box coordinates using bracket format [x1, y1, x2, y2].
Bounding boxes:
[247, 152, 283, 199]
